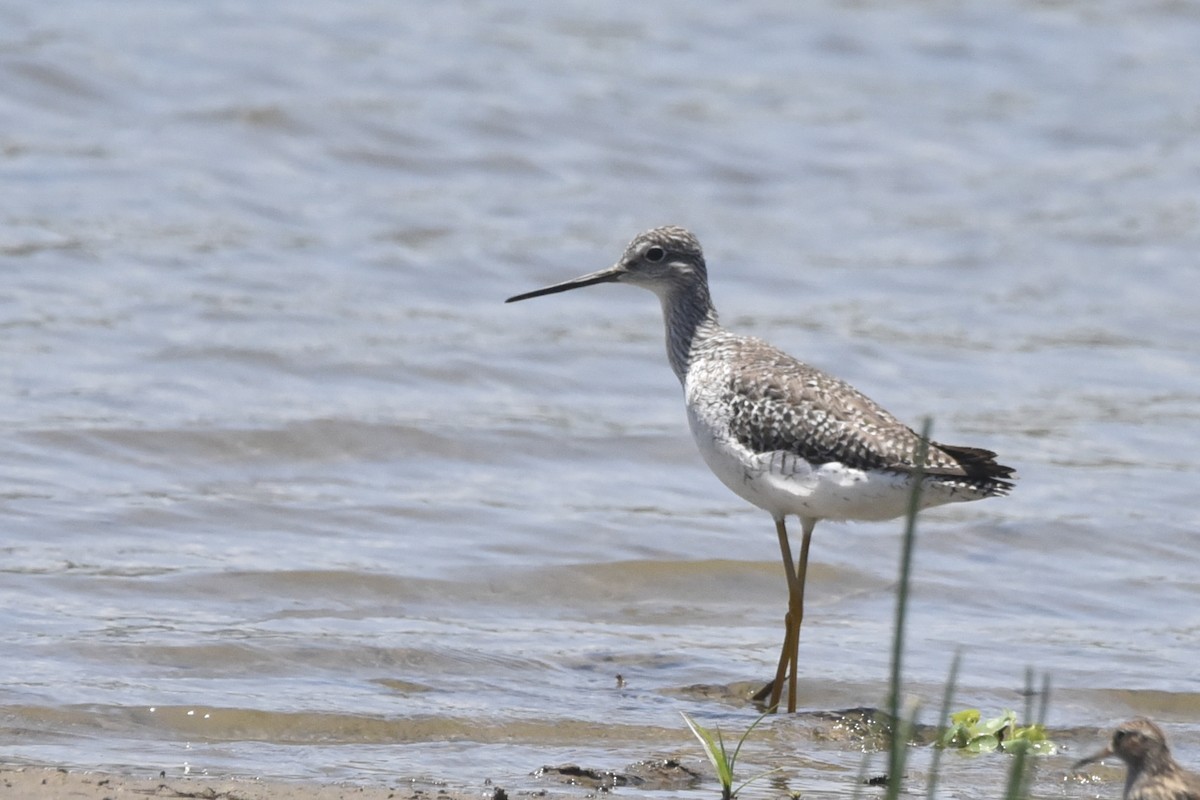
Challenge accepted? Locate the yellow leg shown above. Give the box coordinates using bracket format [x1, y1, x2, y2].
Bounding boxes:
[762, 607, 794, 711]
[788, 518, 815, 713]
[754, 517, 816, 713]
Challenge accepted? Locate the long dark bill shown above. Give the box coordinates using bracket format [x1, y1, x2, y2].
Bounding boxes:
[1071, 746, 1112, 770]
[505, 265, 623, 303]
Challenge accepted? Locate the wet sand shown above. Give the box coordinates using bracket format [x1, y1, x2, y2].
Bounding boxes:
[0, 765, 531, 800]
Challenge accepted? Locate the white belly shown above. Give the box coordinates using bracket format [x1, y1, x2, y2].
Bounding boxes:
[686, 402, 960, 523]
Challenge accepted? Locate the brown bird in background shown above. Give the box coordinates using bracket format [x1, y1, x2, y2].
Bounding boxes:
[1074, 719, 1200, 800]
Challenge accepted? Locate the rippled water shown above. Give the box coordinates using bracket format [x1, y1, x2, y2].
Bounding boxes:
[3, 0, 1199, 796]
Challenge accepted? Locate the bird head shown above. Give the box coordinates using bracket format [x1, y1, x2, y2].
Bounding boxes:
[506, 226, 707, 304]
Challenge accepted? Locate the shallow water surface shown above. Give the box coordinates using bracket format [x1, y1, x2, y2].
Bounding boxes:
[3, 1, 1200, 797]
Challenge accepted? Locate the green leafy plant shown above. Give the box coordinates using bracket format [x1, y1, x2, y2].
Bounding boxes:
[939, 709, 1055, 755]
[681, 711, 778, 800]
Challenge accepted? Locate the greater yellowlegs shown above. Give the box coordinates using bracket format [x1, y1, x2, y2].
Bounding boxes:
[1075, 719, 1200, 800]
[506, 226, 1014, 712]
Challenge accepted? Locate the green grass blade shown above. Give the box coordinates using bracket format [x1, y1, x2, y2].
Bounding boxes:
[926, 650, 962, 800]
[1022, 667, 1034, 734]
[733, 767, 784, 797]
[728, 711, 771, 768]
[681, 712, 732, 789]
[1002, 740, 1029, 800]
[1036, 672, 1052, 727]
[1001, 670, 1054, 800]
[884, 417, 931, 800]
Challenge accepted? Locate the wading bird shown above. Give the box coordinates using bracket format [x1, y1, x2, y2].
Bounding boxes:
[506, 226, 1014, 711]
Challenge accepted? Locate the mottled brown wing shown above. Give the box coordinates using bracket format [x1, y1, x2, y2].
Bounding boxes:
[720, 338, 1014, 489]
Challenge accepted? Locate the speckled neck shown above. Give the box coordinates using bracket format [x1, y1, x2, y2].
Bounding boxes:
[657, 279, 719, 384]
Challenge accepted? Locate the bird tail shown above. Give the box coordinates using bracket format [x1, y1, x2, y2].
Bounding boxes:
[934, 443, 1016, 495]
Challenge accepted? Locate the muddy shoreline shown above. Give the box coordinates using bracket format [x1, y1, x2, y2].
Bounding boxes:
[0, 764, 534, 800]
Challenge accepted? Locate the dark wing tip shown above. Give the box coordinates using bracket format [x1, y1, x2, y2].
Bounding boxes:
[933, 442, 1016, 494]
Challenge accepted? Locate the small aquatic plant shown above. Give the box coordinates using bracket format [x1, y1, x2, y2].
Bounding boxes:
[681, 711, 778, 800]
[939, 708, 1055, 755]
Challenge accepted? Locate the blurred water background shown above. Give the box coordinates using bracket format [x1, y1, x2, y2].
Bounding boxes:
[2, 1, 1199, 797]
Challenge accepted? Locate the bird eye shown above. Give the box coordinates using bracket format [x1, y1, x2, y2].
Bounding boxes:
[644, 246, 665, 262]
